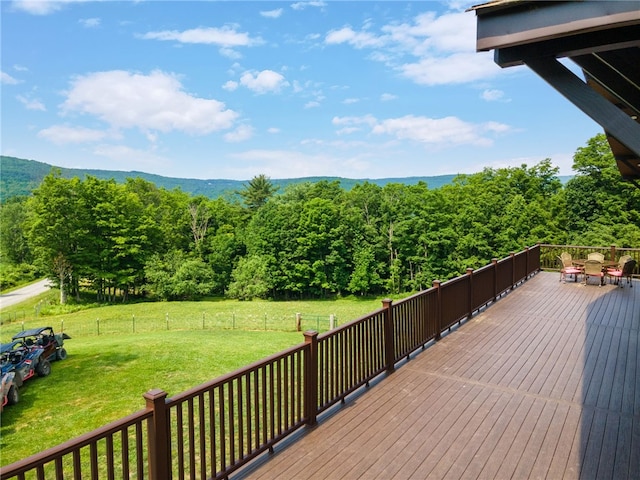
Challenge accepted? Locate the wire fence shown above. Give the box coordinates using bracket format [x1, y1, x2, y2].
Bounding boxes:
[1, 311, 339, 339]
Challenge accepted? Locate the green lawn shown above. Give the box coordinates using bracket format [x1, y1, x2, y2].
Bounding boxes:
[0, 294, 387, 466]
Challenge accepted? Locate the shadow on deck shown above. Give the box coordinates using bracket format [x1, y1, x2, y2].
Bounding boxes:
[233, 271, 640, 479]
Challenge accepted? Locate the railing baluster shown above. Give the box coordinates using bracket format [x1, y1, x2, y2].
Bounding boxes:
[237, 376, 244, 461]
[208, 390, 217, 474]
[136, 419, 144, 479]
[198, 394, 206, 479]
[218, 384, 226, 471]
[187, 397, 195, 479]
[120, 427, 129, 480]
[176, 403, 185, 480]
[105, 435, 114, 480]
[73, 448, 81, 480]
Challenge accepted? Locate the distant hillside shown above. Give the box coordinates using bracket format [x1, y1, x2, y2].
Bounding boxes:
[0, 156, 461, 201]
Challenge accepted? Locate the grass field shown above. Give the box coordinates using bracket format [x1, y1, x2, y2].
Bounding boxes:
[0, 290, 387, 466]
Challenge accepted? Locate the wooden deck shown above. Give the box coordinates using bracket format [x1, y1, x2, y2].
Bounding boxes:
[233, 271, 640, 479]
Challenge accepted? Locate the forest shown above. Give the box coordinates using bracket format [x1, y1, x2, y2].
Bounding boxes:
[1, 134, 639, 303]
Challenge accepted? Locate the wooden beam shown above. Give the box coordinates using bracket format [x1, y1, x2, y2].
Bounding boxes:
[523, 56, 640, 159]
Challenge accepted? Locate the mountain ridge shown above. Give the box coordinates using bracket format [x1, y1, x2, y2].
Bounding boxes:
[0, 156, 462, 200]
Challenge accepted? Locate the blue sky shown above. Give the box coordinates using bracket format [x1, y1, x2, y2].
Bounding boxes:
[1, 0, 602, 181]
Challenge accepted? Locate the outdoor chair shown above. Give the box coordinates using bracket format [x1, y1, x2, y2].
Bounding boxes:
[557, 254, 581, 282]
[583, 259, 605, 286]
[611, 254, 632, 271]
[587, 252, 605, 262]
[607, 259, 636, 287]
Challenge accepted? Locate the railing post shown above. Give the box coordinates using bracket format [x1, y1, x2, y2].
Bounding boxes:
[492, 258, 498, 301]
[303, 330, 318, 426]
[433, 281, 442, 340]
[611, 244, 617, 261]
[466, 268, 474, 319]
[382, 299, 395, 374]
[510, 252, 516, 289]
[144, 389, 170, 480]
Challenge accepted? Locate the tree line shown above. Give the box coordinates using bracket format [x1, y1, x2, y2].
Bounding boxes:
[2, 134, 639, 303]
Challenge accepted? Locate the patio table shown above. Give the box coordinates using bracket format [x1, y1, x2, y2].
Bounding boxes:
[571, 259, 618, 286]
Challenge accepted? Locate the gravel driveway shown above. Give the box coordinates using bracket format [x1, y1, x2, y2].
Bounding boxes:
[0, 279, 51, 309]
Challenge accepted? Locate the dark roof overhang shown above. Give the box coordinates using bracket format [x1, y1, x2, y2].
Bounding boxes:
[470, 1, 640, 187]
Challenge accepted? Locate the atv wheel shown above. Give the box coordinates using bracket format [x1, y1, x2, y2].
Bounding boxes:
[36, 359, 51, 377]
[6, 385, 19, 405]
[56, 348, 68, 360]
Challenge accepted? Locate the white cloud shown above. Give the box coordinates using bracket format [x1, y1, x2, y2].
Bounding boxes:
[267, 127, 280, 134]
[1, 71, 21, 84]
[304, 101, 320, 109]
[325, 27, 385, 49]
[291, 1, 326, 11]
[222, 80, 239, 91]
[400, 11, 477, 53]
[380, 93, 397, 101]
[481, 89, 509, 102]
[17, 94, 46, 111]
[61, 70, 239, 134]
[260, 8, 283, 19]
[371, 114, 510, 146]
[239, 70, 289, 94]
[11, 0, 100, 15]
[224, 124, 254, 142]
[325, 10, 504, 86]
[79, 17, 100, 28]
[140, 26, 262, 47]
[11, 0, 65, 15]
[399, 51, 500, 85]
[332, 115, 377, 128]
[37, 125, 113, 144]
[336, 127, 361, 135]
[343, 98, 359, 104]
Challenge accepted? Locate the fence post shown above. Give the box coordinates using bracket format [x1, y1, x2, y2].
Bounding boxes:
[144, 389, 170, 480]
[433, 281, 442, 340]
[510, 252, 516, 289]
[382, 299, 395, 374]
[611, 244, 617, 261]
[303, 331, 318, 427]
[466, 268, 474, 319]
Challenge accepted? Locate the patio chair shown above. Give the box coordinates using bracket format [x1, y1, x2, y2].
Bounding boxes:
[557, 254, 581, 282]
[610, 254, 632, 271]
[583, 259, 605, 286]
[587, 252, 605, 262]
[606, 254, 632, 277]
[607, 259, 636, 287]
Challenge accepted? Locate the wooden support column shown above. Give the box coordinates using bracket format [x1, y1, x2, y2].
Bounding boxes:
[466, 268, 474, 319]
[144, 389, 170, 480]
[433, 281, 442, 340]
[303, 330, 318, 426]
[382, 299, 395, 374]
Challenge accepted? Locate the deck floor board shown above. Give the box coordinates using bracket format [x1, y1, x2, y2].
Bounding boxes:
[233, 272, 640, 479]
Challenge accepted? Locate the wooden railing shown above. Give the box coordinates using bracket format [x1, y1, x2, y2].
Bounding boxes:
[0, 246, 541, 480]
